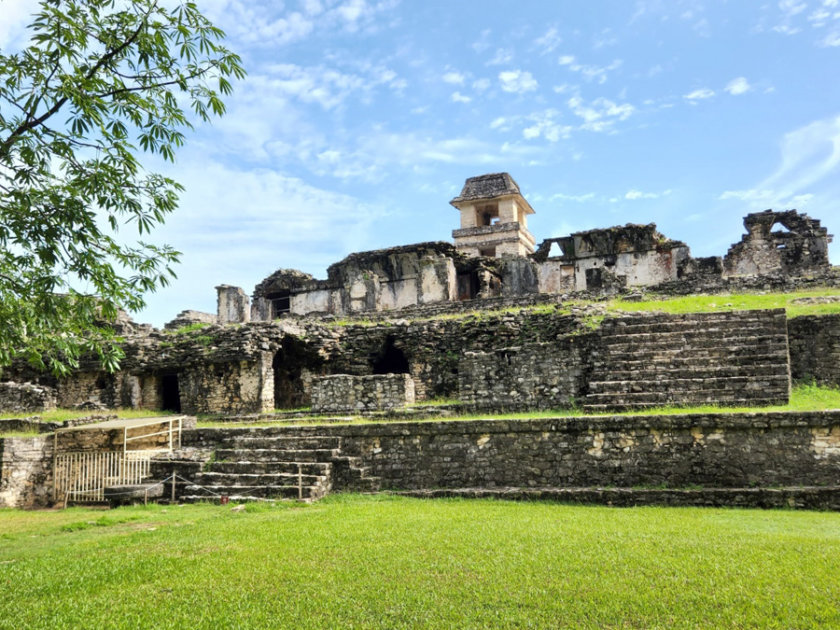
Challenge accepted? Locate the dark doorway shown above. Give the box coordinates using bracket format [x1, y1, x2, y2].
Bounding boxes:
[457, 271, 479, 301]
[273, 337, 311, 409]
[372, 337, 409, 374]
[161, 374, 181, 412]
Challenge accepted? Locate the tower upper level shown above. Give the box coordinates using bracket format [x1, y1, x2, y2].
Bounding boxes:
[450, 172, 536, 257]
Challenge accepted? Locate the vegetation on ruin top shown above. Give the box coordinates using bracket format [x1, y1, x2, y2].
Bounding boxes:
[606, 288, 840, 318]
[195, 383, 840, 429]
[1, 496, 838, 628]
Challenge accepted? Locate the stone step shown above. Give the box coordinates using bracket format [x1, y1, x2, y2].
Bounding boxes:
[207, 461, 331, 475]
[598, 335, 789, 354]
[589, 352, 787, 369]
[182, 484, 327, 500]
[582, 390, 788, 407]
[227, 436, 341, 450]
[600, 330, 787, 347]
[601, 318, 786, 335]
[214, 448, 339, 462]
[192, 472, 327, 487]
[587, 375, 790, 395]
[598, 364, 789, 381]
[604, 309, 785, 327]
[590, 346, 788, 364]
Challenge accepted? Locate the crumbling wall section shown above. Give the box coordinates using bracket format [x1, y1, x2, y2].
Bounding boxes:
[788, 314, 840, 386]
[0, 382, 57, 413]
[724, 210, 833, 277]
[0, 436, 53, 508]
[311, 374, 415, 414]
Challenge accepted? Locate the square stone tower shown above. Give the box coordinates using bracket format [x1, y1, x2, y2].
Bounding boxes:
[450, 172, 536, 257]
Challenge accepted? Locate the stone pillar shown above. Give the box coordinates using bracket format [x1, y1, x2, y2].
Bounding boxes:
[216, 285, 251, 324]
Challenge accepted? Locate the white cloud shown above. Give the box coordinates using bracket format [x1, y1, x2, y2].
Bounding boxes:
[521, 110, 573, 142]
[534, 27, 562, 55]
[724, 77, 752, 95]
[625, 188, 672, 200]
[451, 91, 472, 103]
[499, 70, 538, 93]
[557, 55, 622, 84]
[442, 71, 466, 85]
[718, 114, 840, 208]
[567, 96, 635, 132]
[551, 192, 596, 202]
[488, 48, 514, 66]
[684, 88, 715, 100]
[472, 78, 491, 92]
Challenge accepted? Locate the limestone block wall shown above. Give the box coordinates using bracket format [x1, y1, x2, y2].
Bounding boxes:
[184, 411, 840, 492]
[179, 357, 273, 415]
[458, 340, 587, 410]
[789, 314, 840, 386]
[0, 382, 57, 413]
[0, 436, 53, 508]
[56, 371, 121, 409]
[311, 374, 415, 413]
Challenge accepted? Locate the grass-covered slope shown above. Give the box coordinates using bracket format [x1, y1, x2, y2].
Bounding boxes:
[1, 496, 838, 628]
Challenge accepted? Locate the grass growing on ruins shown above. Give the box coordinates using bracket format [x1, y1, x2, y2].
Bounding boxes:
[0, 408, 174, 423]
[1, 495, 839, 629]
[607, 288, 840, 318]
[196, 383, 840, 429]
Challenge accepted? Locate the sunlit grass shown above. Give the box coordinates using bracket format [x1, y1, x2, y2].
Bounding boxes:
[607, 287, 840, 318]
[1, 496, 838, 628]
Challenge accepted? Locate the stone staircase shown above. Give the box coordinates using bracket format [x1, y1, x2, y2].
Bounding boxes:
[582, 309, 791, 412]
[180, 434, 379, 503]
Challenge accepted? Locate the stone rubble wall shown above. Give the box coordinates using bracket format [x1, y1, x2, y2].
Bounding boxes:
[0, 382, 57, 413]
[179, 357, 273, 415]
[788, 314, 840, 386]
[0, 436, 53, 508]
[458, 339, 588, 410]
[184, 410, 840, 492]
[311, 374, 415, 414]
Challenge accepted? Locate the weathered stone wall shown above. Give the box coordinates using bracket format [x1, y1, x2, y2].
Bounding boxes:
[216, 285, 251, 324]
[0, 382, 57, 413]
[56, 371, 121, 409]
[789, 314, 840, 386]
[184, 411, 840, 492]
[311, 374, 415, 413]
[458, 340, 587, 410]
[179, 356, 273, 415]
[0, 436, 53, 508]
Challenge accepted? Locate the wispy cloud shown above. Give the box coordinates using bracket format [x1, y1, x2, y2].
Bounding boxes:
[557, 55, 622, 84]
[718, 114, 840, 208]
[442, 71, 466, 85]
[534, 27, 563, 55]
[684, 88, 715, 101]
[567, 96, 635, 132]
[499, 70, 539, 92]
[451, 91, 472, 103]
[625, 188, 672, 200]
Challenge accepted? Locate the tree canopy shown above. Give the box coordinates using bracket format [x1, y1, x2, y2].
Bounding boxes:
[0, 0, 245, 375]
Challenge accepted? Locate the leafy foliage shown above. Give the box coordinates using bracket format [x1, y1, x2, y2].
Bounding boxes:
[0, 0, 245, 375]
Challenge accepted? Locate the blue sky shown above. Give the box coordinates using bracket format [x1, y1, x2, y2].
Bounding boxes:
[2, 0, 840, 326]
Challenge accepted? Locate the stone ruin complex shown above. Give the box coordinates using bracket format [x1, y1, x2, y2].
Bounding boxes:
[1, 172, 839, 510]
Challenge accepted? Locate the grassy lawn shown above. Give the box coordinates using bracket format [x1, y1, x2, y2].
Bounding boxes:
[606, 287, 840, 318]
[0, 495, 838, 628]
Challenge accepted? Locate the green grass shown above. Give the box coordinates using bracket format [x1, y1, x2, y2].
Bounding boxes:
[0, 408, 174, 422]
[607, 287, 840, 318]
[196, 383, 840, 429]
[0, 496, 838, 628]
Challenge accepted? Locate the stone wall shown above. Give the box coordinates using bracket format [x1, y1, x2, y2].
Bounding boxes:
[458, 340, 588, 410]
[311, 374, 415, 413]
[180, 357, 273, 415]
[789, 314, 840, 386]
[0, 436, 53, 508]
[0, 382, 56, 413]
[184, 410, 840, 492]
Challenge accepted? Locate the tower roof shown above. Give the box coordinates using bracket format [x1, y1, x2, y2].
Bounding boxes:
[450, 172, 522, 205]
